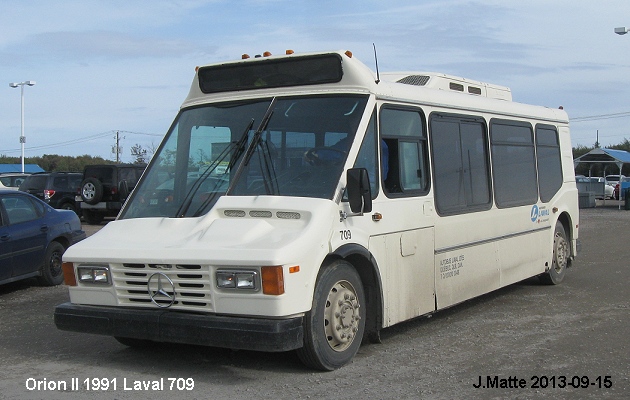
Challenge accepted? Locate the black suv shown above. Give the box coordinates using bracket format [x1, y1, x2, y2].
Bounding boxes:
[78, 164, 146, 224]
[18, 172, 83, 213]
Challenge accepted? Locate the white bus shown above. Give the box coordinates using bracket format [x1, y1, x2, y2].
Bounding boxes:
[55, 50, 579, 370]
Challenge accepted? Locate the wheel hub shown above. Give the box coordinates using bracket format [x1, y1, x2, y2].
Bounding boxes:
[83, 183, 95, 200]
[554, 233, 568, 272]
[324, 280, 361, 352]
[50, 250, 63, 277]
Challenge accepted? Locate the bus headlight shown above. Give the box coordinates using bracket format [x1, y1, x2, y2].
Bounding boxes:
[216, 270, 258, 290]
[77, 266, 111, 285]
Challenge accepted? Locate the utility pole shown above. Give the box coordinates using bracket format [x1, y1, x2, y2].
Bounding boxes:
[112, 130, 124, 163]
[595, 130, 600, 148]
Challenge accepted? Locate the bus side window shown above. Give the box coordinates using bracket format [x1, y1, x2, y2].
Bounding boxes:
[380, 107, 428, 196]
[383, 138, 400, 192]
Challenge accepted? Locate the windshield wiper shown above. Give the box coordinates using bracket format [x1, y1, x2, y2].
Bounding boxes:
[226, 97, 277, 195]
[176, 116, 263, 217]
[228, 118, 254, 171]
[187, 119, 257, 217]
[175, 143, 233, 218]
[181, 98, 278, 218]
[258, 137, 279, 195]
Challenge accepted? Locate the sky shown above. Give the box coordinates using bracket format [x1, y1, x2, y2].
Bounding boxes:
[1, 0, 630, 163]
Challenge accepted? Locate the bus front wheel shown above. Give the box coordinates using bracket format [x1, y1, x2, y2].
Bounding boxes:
[540, 221, 569, 285]
[297, 260, 366, 371]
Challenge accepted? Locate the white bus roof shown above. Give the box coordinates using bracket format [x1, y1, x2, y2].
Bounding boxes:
[183, 50, 567, 124]
[379, 72, 512, 101]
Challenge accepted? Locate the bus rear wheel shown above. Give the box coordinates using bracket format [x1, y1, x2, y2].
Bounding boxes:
[540, 221, 569, 285]
[297, 260, 366, 371]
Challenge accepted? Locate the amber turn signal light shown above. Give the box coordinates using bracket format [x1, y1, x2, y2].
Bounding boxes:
[62, 262, 77, 286]
[261, 266, 284, 295]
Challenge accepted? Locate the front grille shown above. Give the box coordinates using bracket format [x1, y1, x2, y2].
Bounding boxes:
[224, 209, 302, 220]
[277, 211, 301, 219]
[224, 209, 246, 217]
[249, 210, 272, 218]
[112, 263, 213, 312]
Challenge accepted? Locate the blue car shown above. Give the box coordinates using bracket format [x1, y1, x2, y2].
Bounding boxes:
[0, 189, 86, 286]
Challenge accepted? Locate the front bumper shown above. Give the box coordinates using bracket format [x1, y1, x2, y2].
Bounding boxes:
[54, 302, 304, 352]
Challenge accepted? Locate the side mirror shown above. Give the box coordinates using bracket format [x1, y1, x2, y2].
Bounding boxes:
[118, 180, 130, 201]
[347, 168, 372, 214]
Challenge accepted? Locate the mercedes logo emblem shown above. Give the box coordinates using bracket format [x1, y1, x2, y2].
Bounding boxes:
[148, 272, 176, 308]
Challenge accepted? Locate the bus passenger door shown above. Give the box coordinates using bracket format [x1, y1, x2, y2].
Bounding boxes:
[367, 203, 435, 327]
[368, 105, 435, 327]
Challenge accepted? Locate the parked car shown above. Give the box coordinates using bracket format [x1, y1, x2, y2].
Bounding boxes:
[585, 176, 614, 199]
[613, 177, 630, 200]
[0, 190, 86, 286]
[602, 182, 615, 199]
[605, 175, 625, 190]
[18, 172, 83, 213]
[77, 164, 146, 224]
[0, 173, 30, 190]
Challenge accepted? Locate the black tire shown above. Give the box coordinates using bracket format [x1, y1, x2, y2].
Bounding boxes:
[59, 202, 76, 213]
[114, 336, 155, 348]
[296, 260, 366, 371]
[81, 178, 103, 205]
[539, 221, 569, 285]
[82, 209, 104, 225]
[38, 241, 66, 286]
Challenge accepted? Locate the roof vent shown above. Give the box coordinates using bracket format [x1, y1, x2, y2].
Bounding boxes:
[449, 82, 464, 92]
[397, 75, 430, 86]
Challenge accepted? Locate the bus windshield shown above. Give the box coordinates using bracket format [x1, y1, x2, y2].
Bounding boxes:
[121, 95, 368, 219]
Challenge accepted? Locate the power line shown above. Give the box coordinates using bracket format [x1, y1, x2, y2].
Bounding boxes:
[118, 130, 163, 137]
[571, 111, 630, 122]
[0, 131, 114, 154]
[0, 129, 161, 155]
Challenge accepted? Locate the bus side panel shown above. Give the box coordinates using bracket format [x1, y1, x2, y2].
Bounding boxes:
[559, 127, 575, 182]
[369, 228, 435, 327]
[434, 242, 500, 309]
[497, 229, 546, 286]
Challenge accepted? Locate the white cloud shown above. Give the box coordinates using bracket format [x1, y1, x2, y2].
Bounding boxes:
[1, 0, 630, 159]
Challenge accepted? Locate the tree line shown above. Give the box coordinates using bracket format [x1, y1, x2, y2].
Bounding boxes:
[0, 154, 116, 172]
[1, 139, 629, 175]
[573, 138, 630, 177]
[0, 144, 150, 172]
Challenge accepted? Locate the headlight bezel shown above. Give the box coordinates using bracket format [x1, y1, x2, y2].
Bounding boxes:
[77, 265, 112, 285]
[215, 269, 260, 291]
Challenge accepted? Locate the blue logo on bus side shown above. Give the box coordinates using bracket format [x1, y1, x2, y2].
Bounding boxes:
[530, 205, 539, 222]
[531, 204, 549, 223]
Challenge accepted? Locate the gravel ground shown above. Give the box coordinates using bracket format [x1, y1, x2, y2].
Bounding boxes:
[0, 206, 628, 399]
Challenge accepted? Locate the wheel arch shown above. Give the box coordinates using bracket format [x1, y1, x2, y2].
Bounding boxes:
[326, 243, 384, 343]
[51, 236, 70, 251]
[556, 211, 575, 263]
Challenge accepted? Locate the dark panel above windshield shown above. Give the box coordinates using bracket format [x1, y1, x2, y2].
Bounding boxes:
[198, 54, 343, 94]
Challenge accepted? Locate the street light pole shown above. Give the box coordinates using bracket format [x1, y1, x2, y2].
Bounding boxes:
[9, 80, 35, 173]
[614, 27, 629, 208]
